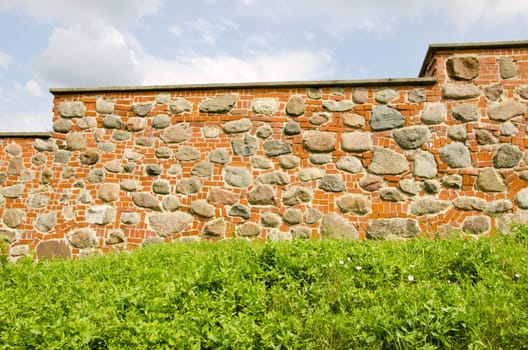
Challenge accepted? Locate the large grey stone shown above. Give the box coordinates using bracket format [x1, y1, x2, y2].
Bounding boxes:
[462, 216, 490, 235]
[1, 184, 24, 198]
[318, 175, 346, 192]
[3, 209, 25, 228]
[368, 148, 409, 175]
[413, 151, 437, 178]
[27, 193, 49, 208]
[87, 168, 104, 183]
[322, 100, 354, 112]
[175, 146, 201, 162]
[420, 103, 446, 125]
[175, 178, 202, 194]
[283, 122, 301, 135]
[447, 124, 467, 142]
[408, 88, 426, 103]
[367, 218, 420, 239]
[132, 192, 161, 210]
[33, 139, 56, 152]
[149, 212, 193, 237]
[343, 113, 365, 128]
[105, 230, 126, 245]
[304, 208, 323, 224]
[309, 112, 332, 125]
[285, 96, 305, 116]
[282, 209, 302, 225]
[203, 126, 221, 138]
[162, 196, 181, 212]
[484, 84, 503, 101]
[68, 229, 97, 248]
[298, 168, 325, 181]
[493, 144, 522, 168]
[446, 56, 479, 80]
[131, 103, 153, 116]
[98, 142, 116, 153]
[208, 149, 230, 164]
[500, 121, 518, 136]
[251, 156, 273, 169]
[77, 117, 97, 130]
[121, 212, 140, 225]
[237, 222, 261, 237]
[97, 183, 120, 202]
[80, 149, 100, 165]
[359, 174, 384, 191]
[203, 218, 226, 237]
[160, 123, 192, 144]
[199, 94, 237, 113]
[112, 130, 131, 141]
[310, 154, 332, 165]
[102, 115, 123, 129]
[96, 97, 114, 114]
[476, 168, 507, 192]
[423, 180, 441, 194]
[145, 164, 162, 176]
[190, 200, 216, 218]
[398, 179, 421, 195]
[307, 88, 322, 99]
[453, 197, 487, 211]
[410, 198, 451, 215]
[86, 205, 116, 225]
[152, 180, 170, 194]
[487, 101, 526, 121]
[256, 124, 273, 138]
[336, 156, 363, 174]
[261, 213, 281, 227]
[341, 132, 372, 152]
[125, 117, 145, 132]
[279, 155, 300, 169]
[282, 186, 312, 206]
[247, 184, 275, 205]
[452, 104, 479, 122]
[336, 194, 370, 214]
[31, 153, 47, 166]
[36, 240, 71, 260]
[475, 129, 497, 145]
[58, 101, 86, 118]
[487, 200, 513, 214]
[252, 98, 278, 115]
[320, 213, 358, 240]
[518, 86, 528, 100]
[302, 131, 336, 153]
[257, 171, 290, 185]
[120, 179, 138, 192]
[439, 143, 471, 168]
[370, 105, 405, 131]
[374, 88, 397, 104]
[223, 118, 253, 134]
[191, 162, 213, 177]
[442, 84, 480, 99]
[53, 119, 73, 133]
[152, 114, 171, 129]
[155, 147, 172, 159]
[393, 126, 430, 149]
[169, 98, 192, 114]
[380, 188, 406, 202]
[229, 204, 251, 220]
[498, 57, 519, 79]
[263, 140, 292, 157]
[516, 188, 528, 209]
[231, 134, 257, 156]
[225, 167, 252, 187]
[352, 88, 368, 103]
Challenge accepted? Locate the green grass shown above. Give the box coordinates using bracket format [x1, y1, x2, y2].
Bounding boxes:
[1, 227, 528, 349]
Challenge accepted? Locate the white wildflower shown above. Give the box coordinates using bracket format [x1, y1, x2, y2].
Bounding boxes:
[408, 275, 415, 282]
[355, 266, 362, 271]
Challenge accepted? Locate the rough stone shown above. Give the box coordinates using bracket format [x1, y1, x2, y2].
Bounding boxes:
[310, 154, 332, 164]
[393, 126, 430, 150]
[223, 118, 253, 134]
[318, 175, 346, 192]
[247, 184, 275, 205]
[191, 162, 213, 177]
[150, 114, 170, 130]
[500, 121, 518, 136]
[9, 244, 29, 257]
[231, 134, 258, 156]
[518, 86, 528, 99]
[199, 94, 237, 113]
[142, 237, 164, 246]
[279, 155, 300, 169]
[169, 98, 192, 114]
[375, 88, 397, 104]
[370, 105, 405, 131]
[251, 156, 273, 169]
[175, 178, 201, 194]
[285, 95, 305, 116]
[453, 196, 487, 211]
[119, 179, 138, 192]
[302, 131, 336, 153]
[282, 186, 313, 206]
[175, 146, 201, 162]
[145, 164, 162, 176]
[484, 84, 503, 101]
[493, 144, 522, 168]
[190, 200, 216, 217]
[462, 216, 490, 235]
[304, 208, 323, 224]
[488, 101, 526, 121]
[413, 151, 437, 178]
[203, 218, 226, 237]
[79, 149, 99, 166]
[283, 122, 301, 135]
[95, 97, 114, 114]
[68, 229, 97, 248]
[153, 147, 171, 159]
[121, 212, 140, 225]
[261, 213, 281, 227]
[341, 132, 372, 152]
[487, 199, 513, 214]
[207, 188, 239, 205]
[257, 171, 290, 185]
[76, 191, 92, 204]
[152, 180, 170, 194]
[452, 103, 479, 122]
[208, 149, 230, 164]
[97, 184, 119, 202]
[336, 156, 363, 174]
[475, 129, 497, 145]
[112, 130, 131, 141]
[320, 213, 358, 240]
[237, 222, 261, 237]
[447, 124, 467, 142]
[282, 209, 302, 225]
[103, 160, 122, 173]
[331, 87, 345, 96]
[131, 103, 153, 117]
[36, 240, 71, 260]
[298, 168, 325, 181]
[263, 140, 292, 157]
[367, 218, 420, 239]
[446, 56, 479, 80]
[41, 168, 52, 184]
[1, 184, 24, 198]
[3, 209, 25, 228]
[160, 123, 192, 144]
[31, 153, 47, 167]
[420, 103, 446, 125]
[496, 213, 528, 232]
[229, 205, 251, 220]
[408, 88, 426, 103]
[149, 212, 193, 237]
[132, 192, 161, 210]
[134, 136, 153, 147]
[77, 117, 97, 130]
[442, 84, 480, 99]
[167, 164, 181, 175]
[439, 143, 471, 168]
[27, 193, 49, 208]
[87, 205, 116, 225]
[352, 88, 368, 104]
[225, 167, 252, 187]
[410, 198, 451, 215]
[476, 168, 507, 192]
[359, 174, 384, 191]
[322, 100, 354, 112]
[34, 212, 56, 232]
[252, 98, 278, 115]
[105, 230, 126, 245]
[398, 179, 421, 195]
[343, 113, 365, 128]
[307, 88, 322, 99]
[53, 119, 73, 133]
[102, 115, 123, 129]
[368, 148, 409, 175]
[423, 180, 441, 194]
[126, 117, 145, 132]
[58, 101, 86, 118]
[309, 112, 332, 125]
[162, 196, 181, 212]
[87, 168, 104, 183]
[201, 126, 220, 138]
[97, 142, 116, 153]
[33, 139, 56, 152]
[498, 57, 519, 79]
[516, 188, 528, 209]
[256, 124, 273, 138]
[380, 188, 406, 202]
[336, 194, 370, 214]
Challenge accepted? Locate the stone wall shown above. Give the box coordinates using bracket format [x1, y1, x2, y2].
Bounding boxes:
[2, 40, 528, 260]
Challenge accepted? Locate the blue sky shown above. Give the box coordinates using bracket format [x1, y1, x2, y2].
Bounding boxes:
[1, 0, 528, 132]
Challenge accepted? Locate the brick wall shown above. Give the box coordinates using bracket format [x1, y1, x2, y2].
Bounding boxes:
[2, 41, 528, 260]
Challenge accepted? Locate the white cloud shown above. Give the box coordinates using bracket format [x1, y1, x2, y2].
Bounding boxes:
[23, 80, 44, 96]
[0, 52, 10, 70]
[169, 25, 182, 36]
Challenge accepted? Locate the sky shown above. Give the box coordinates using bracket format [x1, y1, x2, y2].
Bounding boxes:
[1, 0, 528, 132]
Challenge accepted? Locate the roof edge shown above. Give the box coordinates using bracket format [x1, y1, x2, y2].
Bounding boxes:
[0, 132, 52, 138]
[49, 77, 437, 94]
[419, 40, 528, 77]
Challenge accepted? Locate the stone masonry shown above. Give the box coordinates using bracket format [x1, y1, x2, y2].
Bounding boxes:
[2, 40, 528, 259]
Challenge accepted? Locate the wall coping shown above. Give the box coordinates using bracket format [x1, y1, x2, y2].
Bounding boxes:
[419, 40, 528, 77]
[49, 77, 437, 95]
[0, 132, 52, 138]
